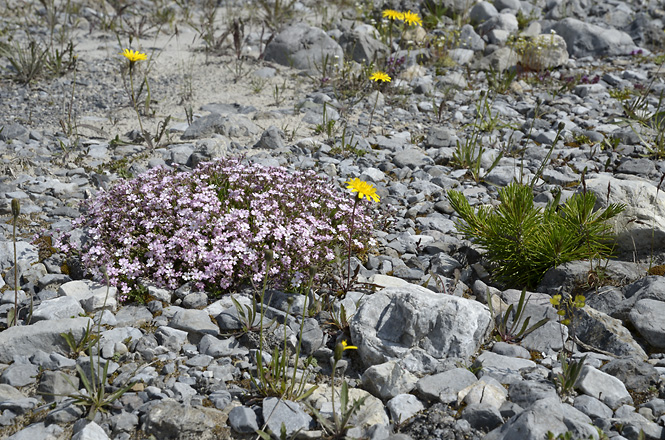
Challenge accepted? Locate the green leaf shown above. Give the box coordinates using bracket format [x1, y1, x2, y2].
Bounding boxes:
[340, 381, 348, 412]
[256, 430, 272, 440]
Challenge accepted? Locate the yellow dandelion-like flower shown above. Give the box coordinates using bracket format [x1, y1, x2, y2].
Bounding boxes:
[341, 340, 357, 350]
[120, 48, 147, 63]
[403, 10, 423, 26]
[382, 9, 404, 21]
[334, 340, 358, 361]
[346, 178, 380, 203]
[369, 71, 391, 83]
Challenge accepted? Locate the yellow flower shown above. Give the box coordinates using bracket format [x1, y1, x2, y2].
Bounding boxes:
[382, 9, 404, 21]
[346, 178, 380, 203]
[550, 294, 561, 307]
[120, 48, 147, 63]
[369, 71, 391, 83]
[334, 340, 358, 361]
[341, 340, 357, 350]
[403, 10, 423, 26]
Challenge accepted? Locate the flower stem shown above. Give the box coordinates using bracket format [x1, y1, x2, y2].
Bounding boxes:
[331, 359, 339, 427]
[388, 21, 393, 51]
[257, 256, 272, 391]
[129, 64, 152, 149]
[367, 89, 381, 137]
[345, 197, 359, 292]
[12, 216, 17, 326]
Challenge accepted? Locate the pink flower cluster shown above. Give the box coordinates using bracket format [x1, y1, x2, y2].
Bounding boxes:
[61, 158, 375, 299]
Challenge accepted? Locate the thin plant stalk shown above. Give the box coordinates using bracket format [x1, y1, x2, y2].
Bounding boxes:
[331, 357, 339, 427]
[366, 92, 380, 137]
[387, 20, 394, 50]
[128, 64, 152, 149]
[289, 269, 314, 393]
[256, 251, 273, 388]
[11, 199, 20, 327]
[345, 196, 360, 291]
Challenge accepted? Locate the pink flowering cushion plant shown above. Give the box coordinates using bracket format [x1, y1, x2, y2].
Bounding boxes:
[59, 157, 376, 301]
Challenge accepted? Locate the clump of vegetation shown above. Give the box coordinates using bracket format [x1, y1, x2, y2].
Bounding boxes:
[57, 157, 376, 302]
[508, 30, 564, 73]
[487, 288, 549, 343]
[447, 183, 625, 288]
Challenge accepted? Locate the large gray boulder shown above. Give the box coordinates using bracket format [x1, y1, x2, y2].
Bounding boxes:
[361, 361, 418, 400]
[338, 29, 388, 64]
[470, 1, 498, 24]
[551, 18, 639, 57]
[0, 241, 38, 271]
[262, 398, 313, 438]
[415, 367, 478, 404]
[182, 113, 260, 140]
[581, 174, 665, 255]
[31, 296, 85, 322]
[264, 23, 343, 72]
[349, 285, 492, 374]
[485, 397, 598, 440]
[629, 299, 665, 348]
[575, 306, 648, 361]
[577, 365, 633, 409]
[538, 260, 643, 297]
[142, 399, 229, 439]
[58, 280, 118, 313]
[0, 317, 94, 363]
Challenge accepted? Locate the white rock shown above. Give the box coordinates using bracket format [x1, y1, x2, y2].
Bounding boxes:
[577, 365, 633, 409]
[350, 285, 492, 373]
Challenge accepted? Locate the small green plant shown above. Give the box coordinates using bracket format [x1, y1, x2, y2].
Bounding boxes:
[61, 321, 101, 358]
[251, 76, 267, 94]
[451, 92, 505, 183]
[0, 30, 76, 83]
[68, 355, 136, 420]
[628, 92, 665, 159]
[509, 31, 562, 73]
[329, 126, 366, 157]
[553, 352, 586, 399]
[305, 341, 366, 439]
[447, 182, 625, 288]
[486, 67, 517, 95]
[273, 79, 287, 106]
[314, 102, 339, 139]
[475, 91, 509, 133]
[487, 288, 549, 343]
[327, 303, 351, 332]
[549, 293, 587, 398]
[546, 428, 611, 440]
[0, 40, 48, 84]
[609, 88, 632, 102]
[189, 0, 229, 57]
[252, 252, 319, 401]
[229, 295, 261, 335]
[61, 273, 135, 420]
[422, 0, 453, 30]
[516, 9, 538, 30]
[258, 0, 298, 31]
[570, 132, 592, 147]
